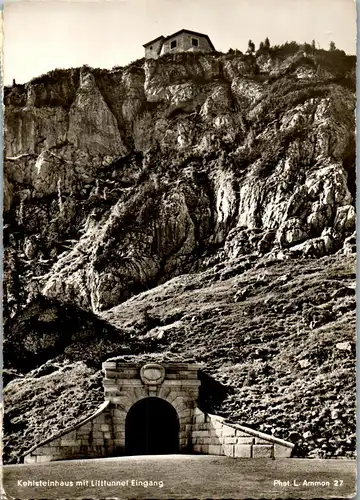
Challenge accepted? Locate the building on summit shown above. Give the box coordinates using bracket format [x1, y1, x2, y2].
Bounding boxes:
[143, 29, 215, 59]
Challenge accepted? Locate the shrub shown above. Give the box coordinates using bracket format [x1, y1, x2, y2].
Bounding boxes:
[247, 39, 255, 54]
[269, 41, 302, 58]
[30, 68, 77, 86]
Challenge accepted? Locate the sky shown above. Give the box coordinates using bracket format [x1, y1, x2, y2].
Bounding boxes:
[3, 0, 357, 85]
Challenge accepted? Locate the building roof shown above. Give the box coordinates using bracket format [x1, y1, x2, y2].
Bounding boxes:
[143, 35, 165, 48]
[143, 30, 215, 51]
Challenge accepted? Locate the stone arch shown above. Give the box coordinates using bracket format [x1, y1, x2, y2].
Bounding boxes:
[103, 361, 201, 454]
[125, 397, 180, 455]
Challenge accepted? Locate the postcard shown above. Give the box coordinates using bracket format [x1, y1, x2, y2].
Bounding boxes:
[2, 0, 356, 498]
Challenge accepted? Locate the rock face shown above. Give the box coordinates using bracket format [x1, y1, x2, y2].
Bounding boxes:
[4, 50, 356, 316]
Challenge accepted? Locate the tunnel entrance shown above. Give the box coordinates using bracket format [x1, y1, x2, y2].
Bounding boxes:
[125, 397, 180, 455]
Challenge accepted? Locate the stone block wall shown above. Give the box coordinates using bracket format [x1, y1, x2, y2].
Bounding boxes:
[191, 408, 293, 458]
[161, 33, 213, 56]
[24, 402, 115, 464]
[144, 38, 165, 59]
[181, 34, 213, 53]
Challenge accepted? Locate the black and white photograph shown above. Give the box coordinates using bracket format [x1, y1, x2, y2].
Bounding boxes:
[2, 0, 357, 498]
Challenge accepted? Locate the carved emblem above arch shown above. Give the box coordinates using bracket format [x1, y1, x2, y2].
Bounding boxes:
[140, 363, 166, 387]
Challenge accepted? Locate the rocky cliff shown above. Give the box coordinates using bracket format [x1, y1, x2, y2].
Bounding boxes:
[3, 46, 356, 462]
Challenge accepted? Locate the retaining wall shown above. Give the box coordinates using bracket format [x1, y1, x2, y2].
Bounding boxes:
[23, 402, 114, 464]
[192, 408, 293, 459]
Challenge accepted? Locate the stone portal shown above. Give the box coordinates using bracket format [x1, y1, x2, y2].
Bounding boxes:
[23, 360, 294, 463]
[103, 361, 200, 454]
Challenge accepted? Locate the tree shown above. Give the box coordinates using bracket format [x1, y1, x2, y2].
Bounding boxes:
[311, 40, 316, 50]
[329, 41, 336, 51]
[258, 41, 264, 52]
[264, 37, 270, 50]
[247, 39, 255, 54]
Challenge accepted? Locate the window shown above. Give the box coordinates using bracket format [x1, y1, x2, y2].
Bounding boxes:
[149, 46, 153, 50]
[170, 40, 177, 49]
[192, 38, 199, 47]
